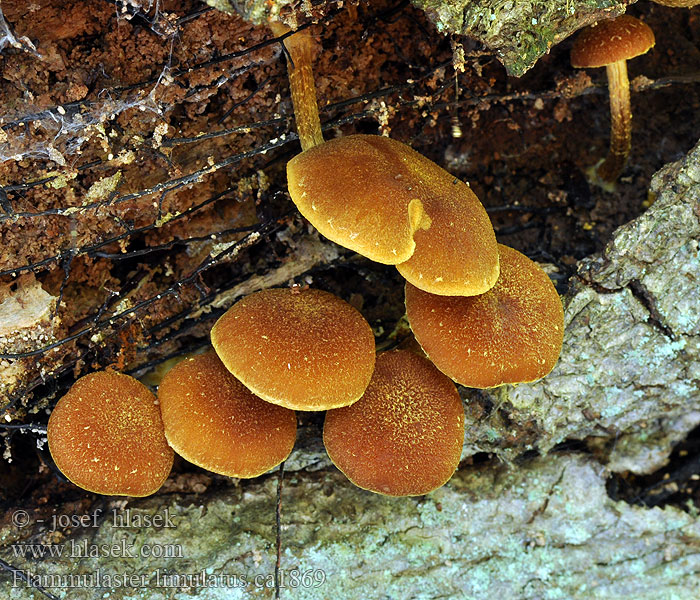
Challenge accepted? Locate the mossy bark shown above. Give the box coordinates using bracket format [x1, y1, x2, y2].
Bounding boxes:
[210, 0, 632, 76]
[3, 453, 700, 599]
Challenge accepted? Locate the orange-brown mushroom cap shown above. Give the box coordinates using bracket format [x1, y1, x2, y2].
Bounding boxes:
[288, 135, 426, 265]
[394, 164, 499, 296]
[323, 350, 465, 496]
[157, 351, 296, 478]
[288, 135, 499, 295]
[405, 244, 564, 389]
[210, 287, 376, 411]
[571, 15, 655, 68]
[47, 371, 174, 496]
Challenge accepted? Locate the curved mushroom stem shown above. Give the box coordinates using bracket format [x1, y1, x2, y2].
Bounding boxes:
[270, 22, 324, 151]
[597, 60, 632, 183]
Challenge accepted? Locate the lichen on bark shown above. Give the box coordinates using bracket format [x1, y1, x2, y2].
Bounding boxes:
[412, 0, 629, 75]
[1, 3, 699, 598]
[3, 453, 700, 599]
[216, 0, 634, 77]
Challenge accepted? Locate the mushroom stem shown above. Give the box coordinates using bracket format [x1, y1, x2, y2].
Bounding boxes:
[597, 60, 632, 183]
[270, 22, 324, 151]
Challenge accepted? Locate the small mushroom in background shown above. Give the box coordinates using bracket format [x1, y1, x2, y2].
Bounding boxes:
[157, 351, 296, 478]
[405, 244, 565, 389]
[323, 350, 465, 497]
[47, 371, 174, 496]
[272, 22, 499, 296]
[571, 15, 655, 187]
[210, 287, 376, 411]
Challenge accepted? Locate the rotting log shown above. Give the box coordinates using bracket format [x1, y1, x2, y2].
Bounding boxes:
[1, 136, 699, 600]
[1, 1, 699, 598]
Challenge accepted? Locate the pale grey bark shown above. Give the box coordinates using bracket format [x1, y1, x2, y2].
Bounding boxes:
[470, 138, 700, 474]
[411, 0, 629, 75]
[3, 453, 700, 599]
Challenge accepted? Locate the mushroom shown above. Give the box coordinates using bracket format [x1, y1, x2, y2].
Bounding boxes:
[323, 350, 465, 496]
[47, 371, 173, 496]
[272, 23, 499, 296]
[157, 351, 296, 478]
[288, 134, 500, 296]
[210, 287, 376, 411]
[571, 15, 655, 184]
[405, 244, 564, 389]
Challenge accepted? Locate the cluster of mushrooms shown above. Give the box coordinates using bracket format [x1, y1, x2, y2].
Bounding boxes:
[46, 12, 663, 499]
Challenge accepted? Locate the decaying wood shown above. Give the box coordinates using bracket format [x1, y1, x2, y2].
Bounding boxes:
[1, 1, 699, 598]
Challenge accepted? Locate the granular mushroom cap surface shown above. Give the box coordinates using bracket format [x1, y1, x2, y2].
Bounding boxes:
[405, 244, 565, 389]
[210, 287, 376, 411]
[287, 135, 427, 265]
[157, 351, 296, 478]
[47, 371, 174, 497]
[393, 166, 499, 297]
[323, 350, 465, 496]
[288, 134, 499, 295]
[571, 15, 655, 68]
